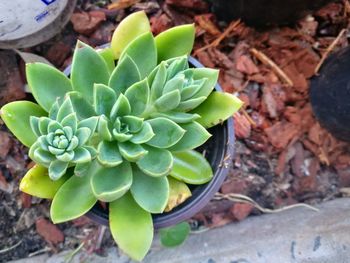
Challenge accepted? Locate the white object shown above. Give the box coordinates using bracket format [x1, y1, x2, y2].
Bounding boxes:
[0, 0, 76, 48]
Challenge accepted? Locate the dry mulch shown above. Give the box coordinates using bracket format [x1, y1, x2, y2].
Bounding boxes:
[1, 0, 350, 261]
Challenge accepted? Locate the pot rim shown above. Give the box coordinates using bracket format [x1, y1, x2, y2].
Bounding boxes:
[64, 52, 235, 229]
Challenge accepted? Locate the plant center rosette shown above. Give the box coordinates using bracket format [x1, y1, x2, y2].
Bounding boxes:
[0, 11, 242, 261]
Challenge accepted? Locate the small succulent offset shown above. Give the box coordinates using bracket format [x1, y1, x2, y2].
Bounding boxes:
[0, 11, 242, 261]
[29, 97, 98, 180]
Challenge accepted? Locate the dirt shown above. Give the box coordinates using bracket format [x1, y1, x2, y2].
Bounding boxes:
[1, 0, 350, 261]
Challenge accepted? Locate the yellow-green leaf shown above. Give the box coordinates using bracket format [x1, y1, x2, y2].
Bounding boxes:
[0, 101, 47, 147]
[165, 177, 191, 212]
[111, 11, 151, 59]
[50, 165, 97, 223]
[155, 24, 195, 62]
[20, 165, 70, 199]
[190, 92, 243, 128]
[171, 150, 213, 185]
[110, 192, 153, 261]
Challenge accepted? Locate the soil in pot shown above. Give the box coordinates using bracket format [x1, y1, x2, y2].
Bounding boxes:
[207, 0, 334, 26]
[85, 57, 235, 229]
[310, 46, 350, 142]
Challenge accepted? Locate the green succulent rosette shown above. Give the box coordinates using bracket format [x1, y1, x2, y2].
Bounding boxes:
[0, 11, 243, 261]
[29, 97, 98, 180]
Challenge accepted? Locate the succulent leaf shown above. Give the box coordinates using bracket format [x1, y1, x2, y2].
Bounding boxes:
[118, 142, 148, 162]
[150, 112, 200, 124]
[0, 101, 47, 147]
[26, 63, 72, 112]
[109, 192, 153, 261]
[75, 127, 92, 146]
[38, 117, 51, 135]
[155, 24, 195, 62]
[165, 177, 192, 212]
[112, 130, 133, 142]
[78, 116, 99, 135]
[30, 116, 41, 137]
[91, 162, 132, 202]
[149, 61, 167, 101]
[71, 41, 110, 103]
[181, 79, 205, 100]
[67, 91, 96, 119]
[110, 94, 131, 121]
[74, 162, 91, 177]
[137, 145, 173, 177]
[162, 74, 184, 94]
[125, 78, 150, 116]
[20, 165, 70, 199]
[121, 116, 143, 133]
[97, 141, 123, 167]
[171, 150, 213, 184]
[176, 96, 207, 112]
[72, 147, 91, 163]
[49, 160, 69, 180]
[98, 115, 113, 141]
[51, 166, 97, 223]
[94, 84, 117, 116]
[120, 32, 157, 78]
[146, 118, 185, 148]
[168, 122, 211, 152]
[165, 56, 189, 79]
[33, 148, 55, 164]
[111, 11, 151, 59]
[49, 100, 60, 120]
[109, 55, 141, 95]
[56, 97, 74, 122]
[191, 92, 244, 128]
[130, 167, 169, 213]
[61, 113, 78, 133]
[47, 121, 63, 134]
[155, 90, 181, 112]
[129, 122, 154, 144]
[187, 68, 219, 99]
[97, 47, 115, 73]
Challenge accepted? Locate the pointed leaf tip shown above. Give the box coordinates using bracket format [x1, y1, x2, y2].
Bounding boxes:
[111, 11, 151, 59]
[155, 24, 195, 62]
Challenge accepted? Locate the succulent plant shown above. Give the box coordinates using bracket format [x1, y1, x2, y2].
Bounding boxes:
[29, 97, 98, 180]
[0, 11, 243, 261]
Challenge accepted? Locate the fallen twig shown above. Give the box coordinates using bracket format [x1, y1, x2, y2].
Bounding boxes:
[214, 193, 319, 214]
[250, 48, 294, 86]
[0, 240, 22, 254]
[28, 247, 51, 257]
[314, 28, 347, 74]
[241, 108, 257, 127]
[194, 20, 241, 55]
[64, 242, 85, 263]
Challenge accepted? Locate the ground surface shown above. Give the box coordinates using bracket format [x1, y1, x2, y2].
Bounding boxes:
[1, 0, 350, 261]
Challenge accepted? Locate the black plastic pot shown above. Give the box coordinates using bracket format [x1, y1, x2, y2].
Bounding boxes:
[207, 0, 334, 26]
[310, 47, 350, 142]
[64, 56, 235, 229]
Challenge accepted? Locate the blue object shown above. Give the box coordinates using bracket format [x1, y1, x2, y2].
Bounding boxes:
[41, 0, 57, 5]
